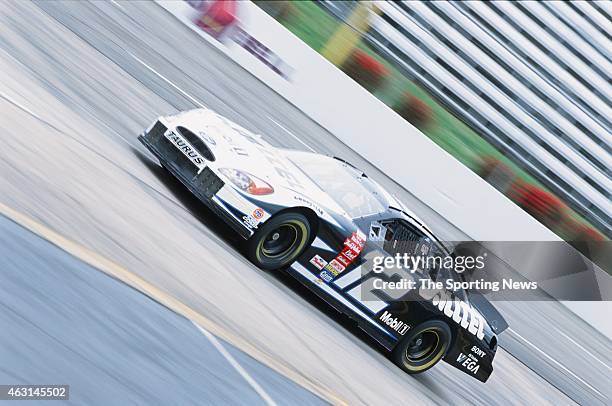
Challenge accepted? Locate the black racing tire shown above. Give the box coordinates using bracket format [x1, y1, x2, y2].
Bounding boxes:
[246, 212, 311, 271]
[391, 319, 452, 374]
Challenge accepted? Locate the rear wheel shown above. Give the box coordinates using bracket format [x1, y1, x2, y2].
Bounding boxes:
[391, 319, 451, 374]
[246, 212, 311, 270]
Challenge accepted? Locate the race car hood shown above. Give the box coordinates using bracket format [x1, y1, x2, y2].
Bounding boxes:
[163, 109, 347, 214]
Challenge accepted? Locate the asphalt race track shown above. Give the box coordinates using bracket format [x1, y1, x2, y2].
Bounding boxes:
[0, 1, 610, 405]
[0, 215, 324, 405]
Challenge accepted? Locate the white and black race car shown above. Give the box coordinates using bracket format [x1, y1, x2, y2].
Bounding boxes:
[139, 108, 507, 382]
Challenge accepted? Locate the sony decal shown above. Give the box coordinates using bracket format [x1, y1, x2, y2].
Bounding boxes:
[471, 345, 486, 358]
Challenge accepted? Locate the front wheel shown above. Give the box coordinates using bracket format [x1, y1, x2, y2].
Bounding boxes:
[391, 319, 452, 374]
[246, 212, 311, 270]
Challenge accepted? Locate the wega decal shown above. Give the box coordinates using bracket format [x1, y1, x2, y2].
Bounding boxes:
[379, 311, 410, 335]
[457, 353, 480, 375]
[252, 208, 265, 220]
[164, 130, 205, 168]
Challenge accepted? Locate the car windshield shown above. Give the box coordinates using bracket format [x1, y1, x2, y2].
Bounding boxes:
[290, 154, 385, 218]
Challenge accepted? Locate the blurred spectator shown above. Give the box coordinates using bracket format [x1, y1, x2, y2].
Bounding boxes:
[254, 1, 296, 23]
[394, 92, 433, 130]
[509, 180, 564, 229]
[558, 216, 606, 262]
[341, 50, 388, 93]
[476, 156, 515, 193]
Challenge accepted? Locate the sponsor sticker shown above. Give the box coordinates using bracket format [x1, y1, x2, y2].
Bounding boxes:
[342, 249, 358, 261]
[356, 230, 367, 243]
[242, 214, 260, 230]
[319, 270, 334, 282]
[328, 259, 346, 273]
[344, 240, 362, 254]
[321, 231, 367, 278]
[252, 208, 265, 220]
[293, 195, 324, 216]
[335, 254, 351, 267]
[241, 208, 268, 230]
[327, 230, 366, 274]
[471, 345, 486, 358]
[350, 234, 365, 247]
[310, 255, 328, 270]
[344, 231, 365, 254]
[457, 353, 480, 374]
[379, 311, 410, 335]
[323, 263, 340, 276]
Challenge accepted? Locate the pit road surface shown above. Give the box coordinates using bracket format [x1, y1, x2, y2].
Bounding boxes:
[0, 1, 610, 405]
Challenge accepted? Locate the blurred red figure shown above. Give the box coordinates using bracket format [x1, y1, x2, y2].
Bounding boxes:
[570, 222, 605, 242]
[195, 0, 238, 40]
[342, 50, 388, 92]
[509, 180, 564, 228]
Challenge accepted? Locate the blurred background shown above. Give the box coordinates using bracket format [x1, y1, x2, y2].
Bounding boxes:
[251, 0, 611, 260]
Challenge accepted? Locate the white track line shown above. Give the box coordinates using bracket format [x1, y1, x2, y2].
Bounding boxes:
[507, 327, 605, 398]
[0, 91, 42, 120]
[109, 0, 124, 10]
[553, 326, 611, 372]
[193, 322, 278, 406]
[128, 52, 207, 109]
[267, 115, 316, 152]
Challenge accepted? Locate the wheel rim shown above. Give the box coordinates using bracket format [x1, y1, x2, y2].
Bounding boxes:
[405, 330, 440, 362]
[261, 223, 299, 258]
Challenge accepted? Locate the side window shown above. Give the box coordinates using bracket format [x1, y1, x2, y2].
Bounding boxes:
[375, 219, 444, 279]
[381, 220, 422, 257]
